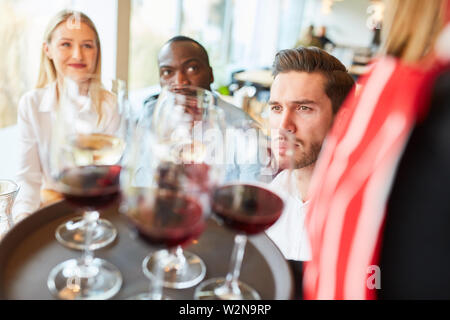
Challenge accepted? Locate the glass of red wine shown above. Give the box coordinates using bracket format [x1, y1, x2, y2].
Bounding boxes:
[52, 77, 128, 251]
[46, 77, 128, 299]
[120, 121, 217, 299]
[136, 85, 225, 290]
[194, 122, 295, 300]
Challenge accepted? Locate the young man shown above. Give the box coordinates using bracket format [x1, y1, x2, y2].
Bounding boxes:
[266, 47, 355, 262]
[142, 36, 257, 182]
[144, 35, 254, 126]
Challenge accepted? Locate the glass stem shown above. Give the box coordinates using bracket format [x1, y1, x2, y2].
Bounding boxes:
[149, 251, 165, 300]
[224, 234, 247, 293]
[169, 246, 187, 272]
[5, 196, 14, 229]
[81, 210, 99, 266]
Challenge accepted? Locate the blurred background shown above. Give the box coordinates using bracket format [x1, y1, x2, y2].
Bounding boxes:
[0, 0, 384, 178]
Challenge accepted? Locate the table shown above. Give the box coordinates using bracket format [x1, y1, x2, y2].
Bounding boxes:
[352, 55, 372, 65]
[349, 64, 371, 77]
[233, 69, 274, 88]
[0, 201, 294, 300]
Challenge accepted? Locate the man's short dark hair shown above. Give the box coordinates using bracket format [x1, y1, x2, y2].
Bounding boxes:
[164, 35, 210, 66]
[272, 46, 355, 113]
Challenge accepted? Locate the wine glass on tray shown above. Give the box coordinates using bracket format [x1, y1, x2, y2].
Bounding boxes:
[120, 117, 218, 299]
[52, 77, 128, 251]
[46, 77, 128, 299]
[138, 85, 225, 290]
[194, 122, 295, 300]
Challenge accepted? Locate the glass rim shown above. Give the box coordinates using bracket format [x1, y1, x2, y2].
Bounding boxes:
[161, 84, 214, 97]
[0, 179, 20, 197]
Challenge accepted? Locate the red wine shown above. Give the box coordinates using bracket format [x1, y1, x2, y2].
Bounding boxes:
[128, 190, 205, 248]
[156, 162, 211, 192]
[58, 165, 121, 210]
[213, 184, 284, 235]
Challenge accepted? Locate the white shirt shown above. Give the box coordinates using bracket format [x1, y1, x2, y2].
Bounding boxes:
[13, 83, 120, 220]
[265, 170, 311, 261]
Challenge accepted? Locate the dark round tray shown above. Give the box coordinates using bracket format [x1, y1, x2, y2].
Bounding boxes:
[0, 201, 294, 300]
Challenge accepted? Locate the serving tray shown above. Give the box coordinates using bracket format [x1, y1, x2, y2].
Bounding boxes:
[0, 200, 293, 300]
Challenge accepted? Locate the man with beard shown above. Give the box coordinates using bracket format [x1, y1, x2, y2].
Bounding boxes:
[266, 47, 355, 263]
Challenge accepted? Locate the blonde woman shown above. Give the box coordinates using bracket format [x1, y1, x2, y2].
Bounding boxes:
[13, 10, 117, 222]
[303, 0, 450, 299]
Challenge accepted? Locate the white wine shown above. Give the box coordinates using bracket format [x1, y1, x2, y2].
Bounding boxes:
[68, 133, 125, 166]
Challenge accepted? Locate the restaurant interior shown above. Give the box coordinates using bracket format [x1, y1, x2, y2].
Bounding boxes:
[1, 0, 448, 303]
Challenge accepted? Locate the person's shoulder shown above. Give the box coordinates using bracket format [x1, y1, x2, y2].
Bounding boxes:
[268, 170, 292, 202]
[271, 170, 289, 186]
[18, 87, 48, 112]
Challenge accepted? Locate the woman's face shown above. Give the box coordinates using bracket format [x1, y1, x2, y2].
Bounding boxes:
[44, 21, 98, 84]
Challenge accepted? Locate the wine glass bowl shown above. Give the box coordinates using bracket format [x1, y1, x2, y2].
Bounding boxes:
[56, 165, 121, 210]
[212, 183, 284, 235]
[67, 133, 126, 166]
[127, 188, 206, 251]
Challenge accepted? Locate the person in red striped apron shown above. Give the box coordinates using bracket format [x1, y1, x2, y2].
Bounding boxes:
[304, 0, 450, 299]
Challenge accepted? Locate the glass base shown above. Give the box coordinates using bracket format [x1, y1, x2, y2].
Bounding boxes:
[127, 293, 171, 300]
[194, 278, 261, 300]
[47, 258, 122, 300]
[143, 250, 206, 289]
[55, 217, 117, 250]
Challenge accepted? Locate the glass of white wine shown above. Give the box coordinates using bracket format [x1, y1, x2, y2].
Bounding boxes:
[51, 77, 128, 251]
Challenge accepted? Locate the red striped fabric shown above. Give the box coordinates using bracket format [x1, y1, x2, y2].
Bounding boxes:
[303, 57, 440, 300]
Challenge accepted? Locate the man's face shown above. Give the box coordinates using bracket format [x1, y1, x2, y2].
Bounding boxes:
[158, 41, 214, 90]
[269, 71, 334, 170]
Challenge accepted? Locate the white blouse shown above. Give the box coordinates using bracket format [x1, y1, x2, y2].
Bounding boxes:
[13, 83, 120, 220]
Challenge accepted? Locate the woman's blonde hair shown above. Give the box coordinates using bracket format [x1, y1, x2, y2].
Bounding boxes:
[382, 0, 448, 63]
[36, 10, 107, 122]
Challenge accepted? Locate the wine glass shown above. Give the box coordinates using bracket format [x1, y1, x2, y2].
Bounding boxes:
[194, 122, 295, 300]
[46, 77, 128, 299]
[53, 77, 128, 251]
[0, 180, 19, 240]
[140, 85, 225, 289]
[120, 120, 216, 299]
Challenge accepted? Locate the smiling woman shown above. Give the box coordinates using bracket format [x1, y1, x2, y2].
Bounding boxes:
[42, 22, 99, 87]
[37, 11, 102, 105]
[0, 0, 119, 130]
[12, 10, 110, 223]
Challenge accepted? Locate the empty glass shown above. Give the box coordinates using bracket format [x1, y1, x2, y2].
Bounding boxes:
[0, 180, 19, 239]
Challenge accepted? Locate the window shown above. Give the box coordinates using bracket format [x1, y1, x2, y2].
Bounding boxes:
[180, 0, 229, 86]
[0, 0, 119, 129]
[128, 0, 304, 96]
[0, 0, 70, 128]
[1, 0, 378, 130]
[129, 0, 178, 91]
